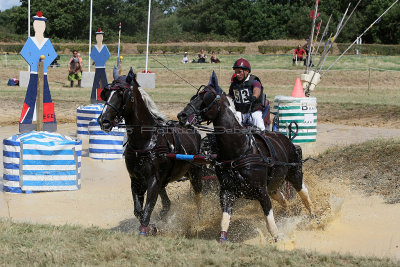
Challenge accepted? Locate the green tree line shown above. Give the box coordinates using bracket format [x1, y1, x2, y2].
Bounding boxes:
[0, 0, 399, 44]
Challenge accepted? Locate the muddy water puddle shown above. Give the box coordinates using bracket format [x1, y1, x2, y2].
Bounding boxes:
[244, 191, 400, 260]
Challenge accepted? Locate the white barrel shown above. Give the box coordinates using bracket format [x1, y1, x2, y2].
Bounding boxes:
[76, 104, 104, 139]
[2, 131, 82, 193]
[88, 120, 125, 160]
[273, 95, 317, 143]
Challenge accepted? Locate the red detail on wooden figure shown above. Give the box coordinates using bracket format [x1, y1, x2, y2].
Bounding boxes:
[96, 88, 103, 100]
[43, 103, 55, 122]
[20, 103, 30, 123]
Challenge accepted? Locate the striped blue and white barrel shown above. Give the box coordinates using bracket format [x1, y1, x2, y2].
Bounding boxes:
[76, 104, 104, 139]
[2, 131, 82, 193]
[88, 120, 126, 160]
[273, 95, 317, 143]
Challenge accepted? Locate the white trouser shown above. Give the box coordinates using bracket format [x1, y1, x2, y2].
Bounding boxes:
[236, 110, 265, 131]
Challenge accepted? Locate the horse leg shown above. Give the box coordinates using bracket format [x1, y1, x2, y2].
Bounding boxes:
[286, 147, 314, 216]
[188, 166, 203, 219]
[258, 191, 280, 242]
[270, 190, 289, 209]
[218, 189, 235, 243]
[139, 175, 161, 236]
[287, 170, 314, 216]
[131, 178, 145, 221]
[159, 187, 171, 219]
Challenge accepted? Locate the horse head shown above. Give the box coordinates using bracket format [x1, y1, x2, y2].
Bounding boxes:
[178, 71, 224, 126]
[98, 67, 137, 132]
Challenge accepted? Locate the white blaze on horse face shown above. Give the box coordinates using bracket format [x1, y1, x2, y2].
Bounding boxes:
[264, 209, 279, 239]
[102, 91, 115, 115]
[221, 212, 231, 232]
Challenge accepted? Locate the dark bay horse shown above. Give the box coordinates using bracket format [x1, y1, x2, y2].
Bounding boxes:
[177, 72, 314, 242]
[97, 68, 203, 235]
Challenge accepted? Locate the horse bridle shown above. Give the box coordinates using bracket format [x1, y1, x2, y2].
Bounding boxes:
[102, 80, 134, 126]
[187, 86, 221, 124]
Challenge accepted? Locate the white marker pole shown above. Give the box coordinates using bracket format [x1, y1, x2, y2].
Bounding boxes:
[145, 0, 151, 73]
[88, 0, 93, 72]
[28, 0, 30, 37]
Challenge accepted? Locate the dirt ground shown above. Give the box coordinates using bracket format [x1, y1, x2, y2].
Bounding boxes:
[1, 114, 400, 260]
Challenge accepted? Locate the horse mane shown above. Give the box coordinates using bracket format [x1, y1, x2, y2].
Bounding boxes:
[138, 88, 168, 122]
[225, 94, 242, 125]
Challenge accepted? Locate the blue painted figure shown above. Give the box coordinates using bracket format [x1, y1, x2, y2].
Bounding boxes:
[90, 28, 111, 103]
[19, 11, 57, 133]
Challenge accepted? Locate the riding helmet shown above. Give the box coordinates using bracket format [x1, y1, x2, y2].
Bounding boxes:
[232, 58, 251, 72]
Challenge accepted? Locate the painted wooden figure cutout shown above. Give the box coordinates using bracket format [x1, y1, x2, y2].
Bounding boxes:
[19, 11, 57, 133]
[90, 28, 111, 103]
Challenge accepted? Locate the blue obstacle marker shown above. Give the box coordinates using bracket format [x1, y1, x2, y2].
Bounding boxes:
[76, 104, 104, 139]
[2, 131, 82, 193]
[88, 120, 126, 160]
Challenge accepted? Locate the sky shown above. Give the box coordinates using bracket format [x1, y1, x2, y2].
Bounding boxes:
[0, 0, 21, 11]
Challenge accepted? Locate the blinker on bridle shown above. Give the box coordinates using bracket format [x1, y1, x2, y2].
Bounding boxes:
[103, 80, 134, 125]
[188, 86, 221, 124]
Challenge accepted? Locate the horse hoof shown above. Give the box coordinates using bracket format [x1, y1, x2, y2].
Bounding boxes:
[139, 224, 158, 236]
[149, 224, 158, 236]
[218, 231, 227, 243]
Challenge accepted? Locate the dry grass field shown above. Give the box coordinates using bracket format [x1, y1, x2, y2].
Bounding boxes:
[0, 50, 399, 128]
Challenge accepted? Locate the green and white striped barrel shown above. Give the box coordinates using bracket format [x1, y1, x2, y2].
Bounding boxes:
[273, 95, 317, 143]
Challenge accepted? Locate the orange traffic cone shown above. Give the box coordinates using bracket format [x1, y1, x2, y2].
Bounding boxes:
[291, 78, 305, 98]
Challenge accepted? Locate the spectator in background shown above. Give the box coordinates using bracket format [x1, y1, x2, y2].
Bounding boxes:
[292, 44, 306, 65]
[210, 51, 220, 63]
[198, 49, 207, 63]
[68, 50, 83, 87]
[182, 52, 190, 64]
[304, 39, 314, 67]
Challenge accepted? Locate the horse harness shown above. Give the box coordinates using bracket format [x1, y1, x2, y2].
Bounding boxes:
[125, 123, 186, 162]
[104, 80, 187, 163]
[187, 86, 301, 171]
[213, 131, 301, 172]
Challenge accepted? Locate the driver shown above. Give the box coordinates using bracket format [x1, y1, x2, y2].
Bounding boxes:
[228, 58, 265, 131]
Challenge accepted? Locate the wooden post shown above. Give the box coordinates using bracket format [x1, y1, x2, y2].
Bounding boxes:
[368, 67, 371, 91]
[36, 55, 45, 131]
[118, 56, 123, 76]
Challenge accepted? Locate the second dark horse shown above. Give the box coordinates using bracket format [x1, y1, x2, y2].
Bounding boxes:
[178, 72, 314, 242]
[98, 68, 203, 235]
